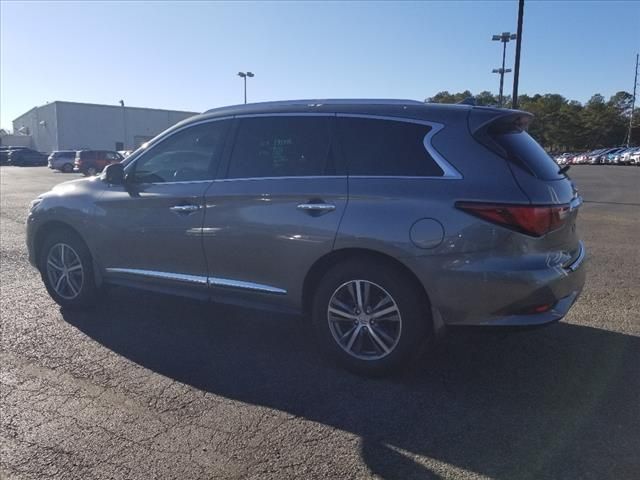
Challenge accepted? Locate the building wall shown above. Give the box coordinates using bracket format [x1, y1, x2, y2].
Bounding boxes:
[56, 102, 198, 151]
[12, 103, 59, 152]
[13, 102, 198, 152]
[0, 134, 33, 148]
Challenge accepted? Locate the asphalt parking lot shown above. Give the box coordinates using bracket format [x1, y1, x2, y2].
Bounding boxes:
[1, 165, 639, 480]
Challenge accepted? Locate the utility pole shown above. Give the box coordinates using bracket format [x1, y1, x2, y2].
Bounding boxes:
[626, 53, 638, 147]
[512, 0, 525, 109]
[492, 32, 516, 107]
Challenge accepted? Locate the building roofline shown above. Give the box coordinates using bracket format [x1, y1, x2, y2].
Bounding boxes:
[13, 101, 199, 122]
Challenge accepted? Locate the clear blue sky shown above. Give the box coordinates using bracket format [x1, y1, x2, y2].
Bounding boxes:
[1, 1, 639, 129]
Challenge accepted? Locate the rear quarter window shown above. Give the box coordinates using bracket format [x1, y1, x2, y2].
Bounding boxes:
[337, 117, 443, 177]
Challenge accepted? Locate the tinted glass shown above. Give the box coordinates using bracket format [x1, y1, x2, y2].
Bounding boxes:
[228, 116, 332, 178]
[493, 131, 563, 180]
[133, 121, 230, 183]
[338, 117, 443, 176]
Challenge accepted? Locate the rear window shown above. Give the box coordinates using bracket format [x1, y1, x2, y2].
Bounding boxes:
[337, 117, 443, 177]
[492, 130, 563, 180]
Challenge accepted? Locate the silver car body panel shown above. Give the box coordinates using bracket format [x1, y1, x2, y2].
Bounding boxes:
[26, 100, 586, 327]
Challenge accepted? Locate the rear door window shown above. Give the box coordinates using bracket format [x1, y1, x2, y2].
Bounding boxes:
[337, 117, 443, 177]
[227, 116, 333, 178]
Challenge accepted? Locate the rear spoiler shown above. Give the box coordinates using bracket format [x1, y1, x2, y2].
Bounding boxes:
[468, 108, 534, 137]
[469, 108, 534, 161]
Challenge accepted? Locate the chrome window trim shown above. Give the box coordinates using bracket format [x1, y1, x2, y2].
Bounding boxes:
[208, 277, 287, 295]
[105, 268, 208, 285]
[212, 175, 345, 183]
[217, 112, 461, 181]
[235, 112, 336, 118]
[336, 113, 463, 180]
[145, 179, 214, 186]
[105, 268, 287, 295]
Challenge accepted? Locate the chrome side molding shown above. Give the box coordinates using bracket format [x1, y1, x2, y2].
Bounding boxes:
[208, 277, 287, 295]
[105, 268, 208, 285]
[105, 268, 287, 295]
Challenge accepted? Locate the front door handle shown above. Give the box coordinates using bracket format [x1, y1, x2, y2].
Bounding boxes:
[170, 204, 201, 215]
[297, 203, 336, 214]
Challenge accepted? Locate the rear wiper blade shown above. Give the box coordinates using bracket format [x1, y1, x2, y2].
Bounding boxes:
[559, 164, 571, 175]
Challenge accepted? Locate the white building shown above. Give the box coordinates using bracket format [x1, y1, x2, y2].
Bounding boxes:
[12, 101, 199, 152]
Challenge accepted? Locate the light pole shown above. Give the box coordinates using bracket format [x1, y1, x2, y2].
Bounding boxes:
[237, 72, 254, 104]
[492, 32, 516, 107]
[492, 68, 513, 107]
[119, 99, 127, 150]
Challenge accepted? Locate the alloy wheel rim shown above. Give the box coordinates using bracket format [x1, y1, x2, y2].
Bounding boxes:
[327, 279, 402, 360]
[46, 243, 84, 300]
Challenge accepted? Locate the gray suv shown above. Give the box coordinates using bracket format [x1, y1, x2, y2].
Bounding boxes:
[26, 99, 586, 374]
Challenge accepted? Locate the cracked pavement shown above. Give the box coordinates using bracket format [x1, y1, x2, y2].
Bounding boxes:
[1, 165, 639, 479]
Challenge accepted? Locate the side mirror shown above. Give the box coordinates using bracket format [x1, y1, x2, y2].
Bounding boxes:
[103, 163, 125, 185]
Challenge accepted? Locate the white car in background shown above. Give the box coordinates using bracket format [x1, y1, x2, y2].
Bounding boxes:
[47, 150, 77, 173]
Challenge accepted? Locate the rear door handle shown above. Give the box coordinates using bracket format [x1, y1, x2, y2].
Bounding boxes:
[170, 204, 201, 215]
[297, 203, 336, 213]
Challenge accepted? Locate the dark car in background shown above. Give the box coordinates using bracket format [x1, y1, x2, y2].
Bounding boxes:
[0, 146, 27, 165]
[26, 99, 586, 375]
[48, 151, 77, 173]
[74, 150, 123, 176]
[7, 148, 48, 166]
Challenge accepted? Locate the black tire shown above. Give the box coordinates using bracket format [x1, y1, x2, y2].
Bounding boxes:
[62, 163, 73, 173]
[39, 230, 99, 310]
[311, 258, 432, 376]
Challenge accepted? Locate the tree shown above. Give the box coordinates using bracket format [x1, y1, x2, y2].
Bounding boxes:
[425, 90, 636, 150]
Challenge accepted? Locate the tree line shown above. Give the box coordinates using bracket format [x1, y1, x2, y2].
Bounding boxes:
[426, 90, 639, 152]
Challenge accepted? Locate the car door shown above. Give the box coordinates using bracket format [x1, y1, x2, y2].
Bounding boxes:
[201, 114, 347, 311]
[96, 119, 231, 297]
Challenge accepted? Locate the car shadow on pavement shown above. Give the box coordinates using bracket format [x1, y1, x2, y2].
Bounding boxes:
[62, 288, 640, 480]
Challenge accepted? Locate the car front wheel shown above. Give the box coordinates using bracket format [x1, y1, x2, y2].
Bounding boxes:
[311, 259, 431, 375]
[40, 231, 99, 309]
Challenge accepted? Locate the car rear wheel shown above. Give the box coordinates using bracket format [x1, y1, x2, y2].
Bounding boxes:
[40, 231, 99, 309]
[62, 163, 73, 173]
[311, 259, 431, 376]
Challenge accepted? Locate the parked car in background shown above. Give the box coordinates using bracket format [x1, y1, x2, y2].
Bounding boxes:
[600, 147, 626, 164]
[48, 150, 77, 173]
[117, 150, 133, 158]
[586, 148, 607, 164]
[619, 147, 640, 165]
[7, 148, 48, 166]
[74, 150, 123, 176]
[1, 146, 29, 165]
[26, 99, 586, 375]
[573, 151, 591, 165]
[629, 148, 640, 165]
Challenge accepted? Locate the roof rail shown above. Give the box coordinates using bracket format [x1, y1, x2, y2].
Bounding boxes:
[204, 98, 424, 114]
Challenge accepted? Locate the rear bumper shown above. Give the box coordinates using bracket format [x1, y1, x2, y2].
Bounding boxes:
[406, 241, 587, 327]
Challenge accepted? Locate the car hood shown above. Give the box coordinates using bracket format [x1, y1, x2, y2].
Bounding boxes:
[39, 176, 106, 200]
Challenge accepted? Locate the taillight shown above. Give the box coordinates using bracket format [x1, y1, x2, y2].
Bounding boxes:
[456, 202, 571, 237]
